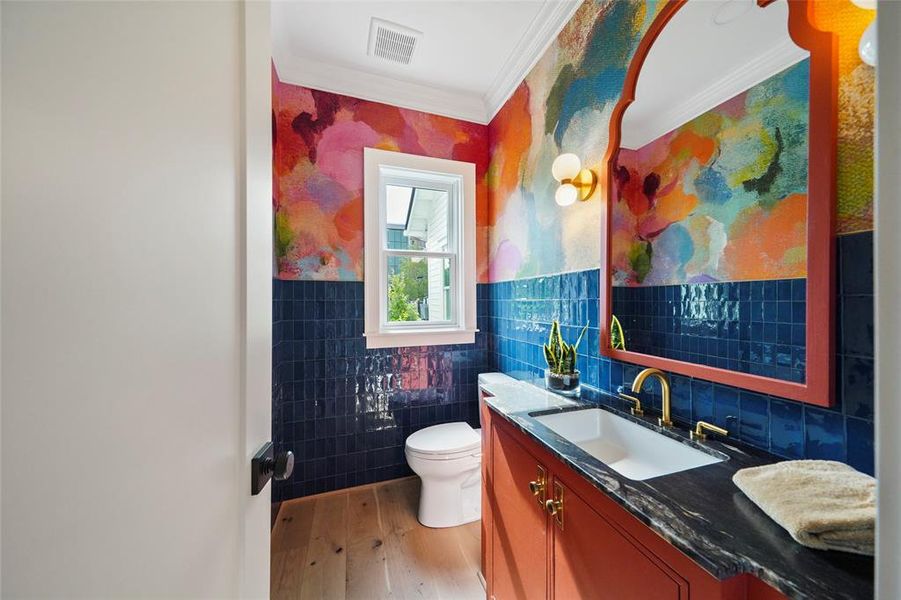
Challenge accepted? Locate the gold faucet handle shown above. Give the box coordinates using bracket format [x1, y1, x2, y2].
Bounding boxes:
[619, 392, 643, 416]
[691, 421, 728, 441]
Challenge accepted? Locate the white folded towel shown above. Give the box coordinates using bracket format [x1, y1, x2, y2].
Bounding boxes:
[732, 460, 875, 556]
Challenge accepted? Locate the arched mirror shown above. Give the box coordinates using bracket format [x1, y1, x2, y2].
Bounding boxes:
[601, 0, 837, 406]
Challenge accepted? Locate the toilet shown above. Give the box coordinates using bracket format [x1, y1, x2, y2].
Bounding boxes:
[405, 422, 481, 528]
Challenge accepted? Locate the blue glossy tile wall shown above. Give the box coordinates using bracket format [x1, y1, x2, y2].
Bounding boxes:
[484, 232, 874, 475]
[612, 279, 806, 383]
[272, 279, 491, 501]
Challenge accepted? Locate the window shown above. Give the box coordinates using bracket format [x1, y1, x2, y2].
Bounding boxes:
[363, 148, 477, 348]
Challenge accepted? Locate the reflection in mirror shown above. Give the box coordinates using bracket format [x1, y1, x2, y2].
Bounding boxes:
[610, 0, 810, 383]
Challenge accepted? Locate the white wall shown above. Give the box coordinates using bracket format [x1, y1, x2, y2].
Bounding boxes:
[1, 2, 269, 596]
[876, 4, 901, 598]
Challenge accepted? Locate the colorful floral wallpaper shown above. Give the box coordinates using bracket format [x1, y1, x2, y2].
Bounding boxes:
[272, 77, 489, 281]
[487, 0, 875, 282]
[611, 60, 810, 286]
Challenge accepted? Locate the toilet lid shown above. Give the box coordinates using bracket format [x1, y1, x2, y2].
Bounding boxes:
[406, 422, 480, 456]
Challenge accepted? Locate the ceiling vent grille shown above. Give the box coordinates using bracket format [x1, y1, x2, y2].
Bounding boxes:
[367, 18, 421, 65]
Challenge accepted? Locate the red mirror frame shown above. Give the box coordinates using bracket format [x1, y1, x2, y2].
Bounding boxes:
[600, 0, 837, 407]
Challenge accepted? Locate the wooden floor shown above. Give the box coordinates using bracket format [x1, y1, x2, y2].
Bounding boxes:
[271, 476, 484, 600]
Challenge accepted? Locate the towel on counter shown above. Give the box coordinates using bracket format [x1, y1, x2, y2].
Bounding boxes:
[732, 460, 875, 556]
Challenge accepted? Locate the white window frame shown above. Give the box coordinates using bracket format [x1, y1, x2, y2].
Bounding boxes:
[363, 148, 477, 349]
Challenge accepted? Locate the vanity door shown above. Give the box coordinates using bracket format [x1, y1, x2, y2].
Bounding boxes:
[550, 478, 688, 600]
[490, 426, 549, 600]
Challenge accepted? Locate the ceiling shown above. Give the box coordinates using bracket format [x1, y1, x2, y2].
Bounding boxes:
[271, 0, 581, 124]
[621, 0, 808, 149]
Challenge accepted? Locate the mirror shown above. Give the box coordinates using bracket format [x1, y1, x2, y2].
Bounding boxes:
[601, 0, 837, 406]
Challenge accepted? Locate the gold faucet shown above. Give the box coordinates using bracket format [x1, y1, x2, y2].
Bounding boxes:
[619, 392, 644, 416]
[691, 421, 728, 441]
[630, 368, 673, 428]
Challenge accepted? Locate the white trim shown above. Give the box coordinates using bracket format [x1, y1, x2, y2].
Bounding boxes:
[621, 38, 809, 149]
[274, 53, 488, 124]
[364, 148, 477, 349]
[272, 0, 581, 124]
[877, 4, 900, 598]
[364, 329, 478, 350]
[240, 1, 272, 597]
[484, 0, 582, 122]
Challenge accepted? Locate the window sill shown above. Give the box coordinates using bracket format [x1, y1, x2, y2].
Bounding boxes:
[363, 328, 478, 349]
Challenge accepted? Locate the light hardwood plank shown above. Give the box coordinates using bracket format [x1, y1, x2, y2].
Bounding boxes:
[299, 493, 349, 600]
[271, 498, 316, 600]
[455, 520, 482, 576]
[271, 477, 484, 600]
[376, 477, 421, 535]
[346, 487, 391, 600]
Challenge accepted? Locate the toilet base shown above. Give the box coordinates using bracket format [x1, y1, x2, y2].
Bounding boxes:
[416, 468, 481, 528]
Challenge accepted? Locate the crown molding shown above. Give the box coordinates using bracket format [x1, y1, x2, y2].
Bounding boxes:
[621, 38, 808, 149]
[483, 0, 583, 122]
[273, 52, 490, 124]
[272, 0, 581, 125]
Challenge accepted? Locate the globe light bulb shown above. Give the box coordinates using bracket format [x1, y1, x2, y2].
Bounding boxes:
[859, 20, 876, 66]
[850, 0, 876, 10]
[551, 153, 581, 182]
[555, 183, 578, 207]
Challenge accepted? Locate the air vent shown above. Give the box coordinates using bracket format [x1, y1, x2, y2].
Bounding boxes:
[367, 17, 421, 65]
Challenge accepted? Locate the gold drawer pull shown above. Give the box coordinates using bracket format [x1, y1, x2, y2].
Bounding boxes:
[545, 498, 562, 515]
[545, 482, 564, 529]
[528, 465, 547, 507]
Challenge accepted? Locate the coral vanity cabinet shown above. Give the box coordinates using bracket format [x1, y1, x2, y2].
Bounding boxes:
[479, 392, 786, 600]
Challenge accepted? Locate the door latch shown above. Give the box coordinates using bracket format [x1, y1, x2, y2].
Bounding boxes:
[251, 441, 294, 495]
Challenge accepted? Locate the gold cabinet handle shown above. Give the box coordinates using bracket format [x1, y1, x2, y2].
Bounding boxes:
[544, 498, 562, 515]
[528, 465, 547, 507]
[545, 482, 564, 529]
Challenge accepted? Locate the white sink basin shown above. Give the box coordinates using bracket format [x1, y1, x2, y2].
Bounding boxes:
[533, 409, 724, 481]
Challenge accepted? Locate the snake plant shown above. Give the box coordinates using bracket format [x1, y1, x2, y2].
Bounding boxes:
[610, 314, 627, 351]
[543, 320, 588, 376]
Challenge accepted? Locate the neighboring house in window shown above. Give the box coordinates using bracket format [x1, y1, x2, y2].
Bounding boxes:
[363, 148, 477, 349]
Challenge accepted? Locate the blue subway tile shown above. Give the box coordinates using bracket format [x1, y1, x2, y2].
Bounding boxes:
[841, 356, 875, 420]
[669, 374, 692, 423]
[739, 391, 769, 448]
[713, 385, 739, 430]
[804, 406, 846, 461]
[691, 380, 714, 422]
[770, 399, 804, 458]
[841, 296, 874, 357]
[846, 417, 874, 475]
[840, 231, 873, 295]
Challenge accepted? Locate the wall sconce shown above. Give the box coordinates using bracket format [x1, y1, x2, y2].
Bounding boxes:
[551, 153, 597, 206]
[851, 0, 876, 67]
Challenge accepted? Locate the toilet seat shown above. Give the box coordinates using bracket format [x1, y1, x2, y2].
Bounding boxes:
[405, 422, 480, 459]
[407, 447, 481, 461]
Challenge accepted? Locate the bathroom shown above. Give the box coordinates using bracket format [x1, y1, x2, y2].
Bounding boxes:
[0, 0, 897, 598]
[269, 0, 879, 597]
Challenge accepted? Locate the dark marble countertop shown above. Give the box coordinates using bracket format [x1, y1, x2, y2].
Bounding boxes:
[477, 373, 874, 600]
